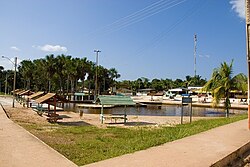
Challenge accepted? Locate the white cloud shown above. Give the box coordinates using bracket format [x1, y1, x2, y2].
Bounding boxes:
[33, 44, 68, 52]
[230, 0, 245, 19]
[10, 46, 20, 51]
[199, 54, 210, 58]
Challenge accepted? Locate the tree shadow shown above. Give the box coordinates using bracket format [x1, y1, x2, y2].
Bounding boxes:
[125, 121, 157, 126]
[106, 121, 157, 126]
[57, 121, 92, 126]
[58, 115, 72, 118]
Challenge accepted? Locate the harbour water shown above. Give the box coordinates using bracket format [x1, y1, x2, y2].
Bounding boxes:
[62, 103, 247, 117]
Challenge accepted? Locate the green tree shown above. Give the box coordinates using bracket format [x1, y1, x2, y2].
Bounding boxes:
[203, 60, 238, 117]
[19, 60, 34, 90]
[233, 73, 247, 95]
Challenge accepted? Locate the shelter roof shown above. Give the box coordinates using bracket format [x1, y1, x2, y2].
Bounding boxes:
[18, 90, 33, 96]
[15, 90, 26, 95]
[27, 91, 45, 99]
[35, 93, 68, 104]
[13, 89, 22, 93]
[168, 88, 188, 92]
[97, 95, 135, 106]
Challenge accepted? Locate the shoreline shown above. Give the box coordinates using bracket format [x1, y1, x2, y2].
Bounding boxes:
[136, 99, 248, 110]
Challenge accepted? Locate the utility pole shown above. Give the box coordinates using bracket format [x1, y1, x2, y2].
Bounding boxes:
[194, 34, 197, 77]
[13, 57, 17, 108]
[2, 56, 17, 107]
[5, 74, 8, 95]
[246, 0, 250, 130]
[94, 50, 101, 101]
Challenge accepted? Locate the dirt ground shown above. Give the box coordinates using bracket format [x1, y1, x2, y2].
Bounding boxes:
[0, 96, 215, 128]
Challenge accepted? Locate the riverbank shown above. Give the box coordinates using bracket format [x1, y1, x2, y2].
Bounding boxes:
[136, 99, 248, 110]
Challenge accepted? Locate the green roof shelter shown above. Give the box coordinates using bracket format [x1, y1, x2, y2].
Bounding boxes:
[96, 95, 135, 124]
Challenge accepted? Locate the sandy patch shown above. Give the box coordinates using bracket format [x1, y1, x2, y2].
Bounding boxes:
[0, 96, 215, 128]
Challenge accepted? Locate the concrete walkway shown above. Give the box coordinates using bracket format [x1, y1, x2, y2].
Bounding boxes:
[84, 119, 250, 167]
[0, 104, 77, 167]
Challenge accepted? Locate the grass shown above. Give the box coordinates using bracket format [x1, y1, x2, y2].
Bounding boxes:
[22, 114, 247, 166]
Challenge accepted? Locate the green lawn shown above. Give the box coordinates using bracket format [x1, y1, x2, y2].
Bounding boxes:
[22, 114, 247, 166]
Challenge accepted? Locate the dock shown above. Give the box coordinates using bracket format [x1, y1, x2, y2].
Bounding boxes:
[77, 104, 115, 108]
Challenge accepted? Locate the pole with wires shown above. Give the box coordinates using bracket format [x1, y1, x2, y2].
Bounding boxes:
[94, 50, 101, 101]
[245, 0, 250, 130]
[194, 34, 197, 77]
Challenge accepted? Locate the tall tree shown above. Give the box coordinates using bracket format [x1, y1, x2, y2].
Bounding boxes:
[45, 54, 56, 92]
[19, 60, 34, 89]
[203, 60, 236, 117]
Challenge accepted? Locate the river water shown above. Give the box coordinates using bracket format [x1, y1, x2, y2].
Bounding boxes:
[62, 103, 247, 117]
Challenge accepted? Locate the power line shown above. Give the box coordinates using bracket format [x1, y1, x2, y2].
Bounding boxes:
[134, 0, 207, 57]
[86, 0, 187, 39]
[101, 0, 187, 35]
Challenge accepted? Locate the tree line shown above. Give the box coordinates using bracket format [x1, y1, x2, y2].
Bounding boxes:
[0, 56, 247, 99]
[0, 54, 120, 96]
[116, 75, 207, 92]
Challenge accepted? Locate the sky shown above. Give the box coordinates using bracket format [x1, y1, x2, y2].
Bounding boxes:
[0, 0, 247, 81]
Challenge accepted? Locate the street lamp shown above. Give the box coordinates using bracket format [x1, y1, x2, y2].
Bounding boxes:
[94, 50, 101, 101]
[2, 56, 17, 108]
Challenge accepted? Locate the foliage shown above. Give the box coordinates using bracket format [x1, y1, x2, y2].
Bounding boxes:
[117, 75, 207, 92]
[8, 54, 120, 96]
[202, 60, 247, 117]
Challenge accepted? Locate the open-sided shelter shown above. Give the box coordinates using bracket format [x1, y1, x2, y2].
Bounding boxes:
[17, 90, 34, 105]
[26, 91, 45, 108]
[96, 95, 135, 123]
[18, 90, 33, 96]
[27, 91, 45, 100]
[35, 93, 68, 114]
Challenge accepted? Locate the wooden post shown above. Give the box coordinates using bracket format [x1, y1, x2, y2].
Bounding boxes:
[101, 105, 104, 124]
[246, 0, 250, 130]
[48, 103, 50, 115]
[124, 105, 127, 124]
[54, 96, 56, 114]
[181, 104, 183, 124]
[190, 101, 193, 123]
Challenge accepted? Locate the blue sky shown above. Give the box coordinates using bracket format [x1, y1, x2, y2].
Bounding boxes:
[0, 0, 247, 81]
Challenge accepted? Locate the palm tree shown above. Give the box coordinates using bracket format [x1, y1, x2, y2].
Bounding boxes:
[19, 60, 34, 90]
[203, 60, 235, 117]
[45, 54, 56, 92]
[108, 68, 121, 94]
[233, 73, 248, 95]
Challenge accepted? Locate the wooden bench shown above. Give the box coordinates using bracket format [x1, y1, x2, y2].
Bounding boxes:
[47, 116, 62, 123]
[103, 114, 127, 123]
[33, 108, 44, 116]
[46, 113, 62, 123]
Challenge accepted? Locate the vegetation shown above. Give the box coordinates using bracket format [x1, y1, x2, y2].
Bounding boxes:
[0, 56, 208, 95]
[0, 57, 247, 99]
[21, 114, 247, 166]
[202, 60, 247, 117]
[116, 75, 207, 92]
[0, 55, 121, 96]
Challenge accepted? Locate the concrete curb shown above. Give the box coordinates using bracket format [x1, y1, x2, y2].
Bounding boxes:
[211, 142, 250, 167]
[0, 103, 10, 118]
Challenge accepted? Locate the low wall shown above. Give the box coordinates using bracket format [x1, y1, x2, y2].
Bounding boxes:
[211, 142, 250, 167]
